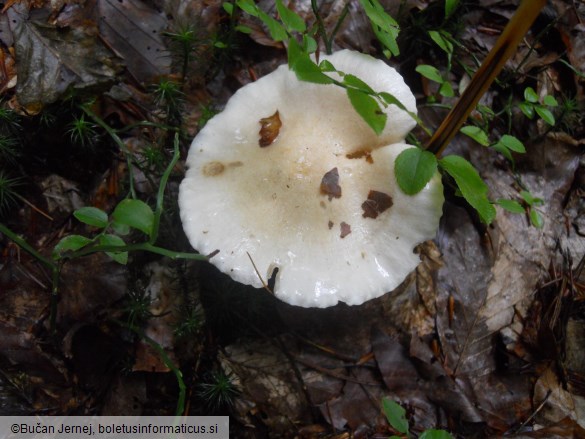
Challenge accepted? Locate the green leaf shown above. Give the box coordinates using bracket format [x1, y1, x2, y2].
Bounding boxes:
[429, 30, 453, 55]
[535, 106, 555, 125]
[235, 0, 258, 16]
[257, 10, 288, 41]
[445, 0, 458, 17]
[112, 199, 154, 237]
[372, 25, 400, 57]
[543, 94, 558, 107]
[382, 398, 409, 434]
[520, 190, 543, 206]
[359, 0, 400, 56]
[234, 25, 253, 34]
[530, 209, 544, 228]
[497, 134, 525, 153]
[420, 429, 454, 439]
[276, 0, 306, 32]
[496, 199, 525, 214]
[99, 234, 128, 265]
[222, 2, 234, 15]
[439, 81, 454, 97]
[524, 86, 538, 103]
[395, 147, 438, 195]
[288, 38, 333, 84]
[346, 88, 387, 135]
[303, 35, 317, 53]
[492, 143, 514, 162]
[319, 59, 336, 72]
[460, 125, 490, 146]
[53, 235, 92, 257]
[519, 102, 535, 119]
[379, 92, 425, 127]
[415, 65, 443, 84]
[74, 207, 108, 228]
[343, 74, 375, 93]
[439, 155, 496, 224]
[111, 220, 131, 236]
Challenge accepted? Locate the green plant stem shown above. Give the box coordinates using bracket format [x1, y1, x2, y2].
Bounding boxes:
[311, 0, 331, 54]
[66, 242, 207, 261]
[115, 319, 186, 416]
[425, 0, 547, 156]
[329, 2, 350, 48]
[0, 222, 61, 333]
[82, 106, 137, 199]
[150, 133, 180, 245]
[0, 223, 55, 269]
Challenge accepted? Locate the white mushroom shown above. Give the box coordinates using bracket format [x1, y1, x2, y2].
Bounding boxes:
[179, 50, 444, 308]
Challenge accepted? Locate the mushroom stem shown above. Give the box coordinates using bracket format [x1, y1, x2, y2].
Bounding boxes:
[425, 0, 547, 157]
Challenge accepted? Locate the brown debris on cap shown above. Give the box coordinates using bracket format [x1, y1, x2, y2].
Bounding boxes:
[361, 190, 393, 219]
[340, 222, 351, 238]
[259, 110, 282, 147]
[320, 167, 342, 201]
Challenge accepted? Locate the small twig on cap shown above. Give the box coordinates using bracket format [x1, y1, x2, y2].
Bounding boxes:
[246, 251, 273, 294]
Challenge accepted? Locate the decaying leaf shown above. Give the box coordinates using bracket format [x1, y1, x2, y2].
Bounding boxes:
[258, 110, 282, 147]
[94, 0, 171, 83]
[8, 4, 120, 110]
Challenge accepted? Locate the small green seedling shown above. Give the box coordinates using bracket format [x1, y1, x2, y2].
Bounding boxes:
[382, 397, 453, 439]
[416, 64, 455, 98]
[198, 370, 240, 411]
[416, 30, 456, 98]
[67, 114, 98, 148]
[0, 134, 20, 165]
[497, 190, 544, 228]
[52, 135, 206, 265]
[0, 171, 22, 216]
[519, 86, 558, 125]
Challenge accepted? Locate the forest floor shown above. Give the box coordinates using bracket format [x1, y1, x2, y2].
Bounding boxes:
[0, 0, 584, 437]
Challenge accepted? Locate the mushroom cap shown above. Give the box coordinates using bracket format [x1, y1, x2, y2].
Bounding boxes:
[179, 50, 444, 308]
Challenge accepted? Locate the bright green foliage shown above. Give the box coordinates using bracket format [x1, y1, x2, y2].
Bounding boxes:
[520, 190, 545, 228]
[439, 155, 496, 224]
[99, 234, 128, 264]
[519, 86, 558, 125]
[460, 125, 490, 146]
[496, 199, 525, 214]
[52, 235, 93, 258]
[429, 30, 453, 56]
[236, 0, 287, 41]
[382, 397, 453, 438]
[395, 147, 438, 195]
[287, 39, 333, 84]
[496, 191, 544, 228]
[359, 0, 400, 57]
[444, 0, 459, 18]
[416, 64, 454, 97]
[491, 134, 525, 162]
[74, 206, 109, 228]
[276, 0, 306, 32]
[496, 134, 525, 153]
[347, 88, 387, 135]
[112, 199, 155, 238]
[382, 398, 409, 434]
[420, 429, 454, 439]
